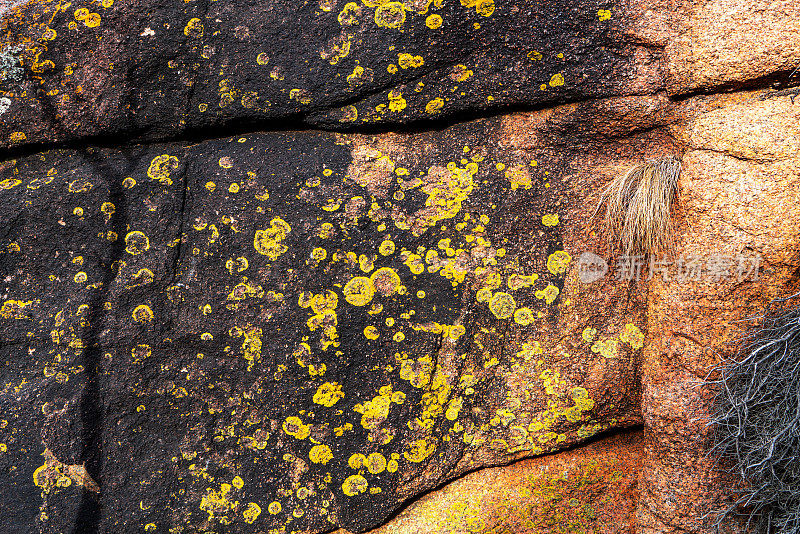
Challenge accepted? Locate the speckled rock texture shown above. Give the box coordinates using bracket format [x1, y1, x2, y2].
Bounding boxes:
[0, 0, 799, 533]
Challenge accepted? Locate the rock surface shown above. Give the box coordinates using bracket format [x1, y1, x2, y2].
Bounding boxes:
[0, 0, 799, 533]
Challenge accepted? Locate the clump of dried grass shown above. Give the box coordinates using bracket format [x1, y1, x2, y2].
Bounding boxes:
[598, 156, 681, 257]
[708, 293, 800, 533]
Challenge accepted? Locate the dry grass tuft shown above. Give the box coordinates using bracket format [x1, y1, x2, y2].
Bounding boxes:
[708, 293, 800, 533]
[598, 156, 681, 257]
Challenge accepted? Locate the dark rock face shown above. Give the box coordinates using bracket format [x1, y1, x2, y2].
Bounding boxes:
[1, 119, 644, 533]
[0, 0, 659, 148]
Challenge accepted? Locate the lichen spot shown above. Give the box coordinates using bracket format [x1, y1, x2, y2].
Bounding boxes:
[125, 231, 150, 255]
[535, 284, 560, 305]
[268, 501, 282, 515]
[546, 250, 571, 274]
[309, 444, 333, 464]
[379, 239, 396, 256]
[282, 416, 311, 439]
[342, 474, 368, 496]
[374, 2, 406, 28]
[489, 292, 516, 319]
[366, 452, 387, 474]
[398, 53, 424, 69]
[147, 154, 179, 185]
[370, 267, 401, 296]
[542, 213, 559, 226]
[313, 382, 344, 407]
[364, 325, 380, 340]
[425, 98, 444, 114]
[426, 14, 442, 28]
[131, 304, 154, 324]
[620, 323, 645, 349]
[549, 73, 565, 87]
[343, 276, 376, 306]
[253, 217, 291, 260]
[513, 307, 534, 326]
[184, 18, 204, 38]
[597, 9, 612, 21]
[243, 503, 261, 524]
[403, 439, 435, 462]
[0, 179, 21, 190]
[475, 0, 495, 16]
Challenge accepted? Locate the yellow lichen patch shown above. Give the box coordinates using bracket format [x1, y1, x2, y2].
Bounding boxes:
[425, 13, 442, 28]
[348, 453, 366, 469]
[581, 327, 597, 342]
[0, 299, 32, 319]
[354, 385, 395, 429]
[200, 483, 237, 522]
[282, 416, 311, 439]
[450, 64, 473, 82]
[571, 387, 595, 411]
[0, 179, 21, 190]
[475, 0, 495, 16]
[364, 325, 380, 340]
[131, 304, 154, 324]
[542, 213, 559, 226]
[225, 256, 249, 274]
[549, 73, 565, 87]
[489, 292, 516, 319]
[425, 98, 444, 114]
[387, 90, 407, 112]
[370, 267, 401, 296]
[403, 438, 435, 463]
[311, 291, 338, 314]
[620, 323, 645, 349]
[417, 162, 478, 232]
[268, 501, 282, 514]
[374, 2, 406, 28]
[184, 17, 204, 37]
[243, 502, 261, 524]
[507, 273, 538, 290]
[379, 239, 396, 256]
[131, 344, 152, 363]
[83, 12, 101, 27]
[398, 53, 424, 69]
[366, 452, 387, 474]
[342, 474, 368, 496]
[313, 382, 344, 407]
[505, 165, 531, 190]
[124, 231, 150, 255]
[253, 217, 291, 260]
[226, 281, 264, 306]
[33, 449, 99, 494]
[343, 276, 376, 306]
[591, 337, 619, 358]
[535, 284, 560, 305]
[338, 2, 361, 25]
[546, 251, 571, 275]
[309, 444, 333, 464]
[597, 9, 612, 21]
[147, 154, 179, 185]
[513, 307, 534, 326]
[229, 326, 263, 371]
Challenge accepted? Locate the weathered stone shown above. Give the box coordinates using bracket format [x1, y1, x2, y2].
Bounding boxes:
[640, 91, 800, 533]
[0, 101, 651, 532]
[340, 429, 643, 534]
[2, 0, 800, 532]
[0, 0, 663, 149]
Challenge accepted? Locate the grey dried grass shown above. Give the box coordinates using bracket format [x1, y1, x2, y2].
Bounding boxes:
[599, 156, 681, 257]
[708, 293, 800, 533]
